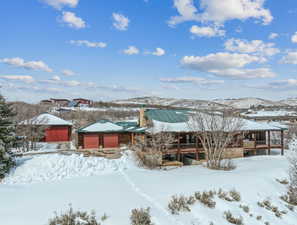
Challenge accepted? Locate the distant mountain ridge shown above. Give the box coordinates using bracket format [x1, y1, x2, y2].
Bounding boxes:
[112, 96, 297, 109]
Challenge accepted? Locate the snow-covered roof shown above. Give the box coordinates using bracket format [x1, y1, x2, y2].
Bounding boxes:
[148, 117, 284, 134]
[243, 110, 297, 117]
[241, 120, 283, 131]
[20, 113, 72, 126]
[79, 120, 124, 133]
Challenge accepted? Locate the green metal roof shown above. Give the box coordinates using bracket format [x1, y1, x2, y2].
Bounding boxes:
[145, 109, 189, 123]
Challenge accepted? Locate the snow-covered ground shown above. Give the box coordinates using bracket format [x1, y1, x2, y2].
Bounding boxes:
[0, 150, 296, 225]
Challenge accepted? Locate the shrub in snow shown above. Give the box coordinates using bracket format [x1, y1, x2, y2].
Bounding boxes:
[276, 178, 289, 185]
[229, 189, 241, 202]
[0, 95, 16, 178]
[130, 208, 153, 225]
[223, 211, 244, 225]
[135, 150, 161, 169]
[168, 195, 191, 214]
[194, 191, 216, 208]
[48, 205, 105, 225]
[218, 189, 233, 202]
[239, 205, 249, 213]
[256, 215, 262, 220]
[257, 199, 286, 218]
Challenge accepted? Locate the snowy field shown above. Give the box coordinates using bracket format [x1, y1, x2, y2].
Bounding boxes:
[0, 151, 296, 225]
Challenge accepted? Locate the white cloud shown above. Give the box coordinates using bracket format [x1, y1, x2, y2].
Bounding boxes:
[1, 57, 53, 72]
[160, 76, 224, 85]
[69, 40, 107, 48]
[268, 32, 278, 40]
[291, 32, 297, 43]
[41, 0, 79, 10]
[190, 25, 225, 37]
[123, 46, 139, 55]
[181, 52, 274, 79]
[152, 48, 166, 56]
[280, 51, 297, 64]
[168, 0, 272, 26]
[62, 69, 75, 76]
[61, 11, 86, 29]
[0, 75, 35, 83]
[224, 38, 280, 56]
[112, 13, 129, 31]
[209, 68, 276, 79]
[52, 75, 61, 81]
[181, 52, 261, 71]
[40, 78, 81, 87]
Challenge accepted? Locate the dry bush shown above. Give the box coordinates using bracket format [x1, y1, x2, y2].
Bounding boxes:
[256, 215, 262, 220]
[276, 178, 289, 185]
[168, 195, 192, 215]
[194, 191, 216, 208]
[239, 205, 249, 213]
[135, 150, 161, 169]
[130, 208, 153, 225]
[285, 204, 294, 211]
[223, 211, 244, 225]
[229, 189, 241, 202]
[218, 189, 233, 202]
[218, 189, 241, 202]
[257, 199, 287, 218]
[48, 205, 104, 225]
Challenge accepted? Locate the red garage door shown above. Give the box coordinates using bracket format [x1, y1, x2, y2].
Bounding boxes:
[103, 134, 119, 148]
[84, 134, 99, 149]
[45, 126, 70, 142]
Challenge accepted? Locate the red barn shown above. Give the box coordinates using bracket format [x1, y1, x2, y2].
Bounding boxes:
[21, 113, 73, 142]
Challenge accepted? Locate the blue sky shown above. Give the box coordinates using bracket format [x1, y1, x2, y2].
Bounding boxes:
[1, 0, 297, 102]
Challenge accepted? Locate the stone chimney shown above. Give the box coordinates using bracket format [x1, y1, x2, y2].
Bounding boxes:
[139, 108, 147, 127]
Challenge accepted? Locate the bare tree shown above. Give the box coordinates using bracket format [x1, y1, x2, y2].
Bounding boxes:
[188, 109, 243, 169]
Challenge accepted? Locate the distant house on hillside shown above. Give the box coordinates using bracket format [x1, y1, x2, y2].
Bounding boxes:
[40, 99, 53, 105]
[50, 98, 70, 107]
[73, 98, 93, 107]
[21, 113, 72, 142]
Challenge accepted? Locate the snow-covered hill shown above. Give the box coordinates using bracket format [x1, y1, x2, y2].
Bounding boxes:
[113, 96, 232, 110]
[213, 97, 288, 109]
[278, 98, 297, 106]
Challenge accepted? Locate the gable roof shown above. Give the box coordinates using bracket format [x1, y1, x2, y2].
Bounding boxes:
[78, 120, 124, 133]
[20, 113, 72, 126]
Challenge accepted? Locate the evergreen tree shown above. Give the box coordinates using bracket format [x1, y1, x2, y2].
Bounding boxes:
[0, 94, 15, 178]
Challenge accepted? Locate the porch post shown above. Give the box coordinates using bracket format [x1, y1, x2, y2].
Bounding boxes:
[195, 135, 199, 160]
[268, 130, 271, 155]
[177, 133, 181, 161]
[281, 130, 284, 156]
